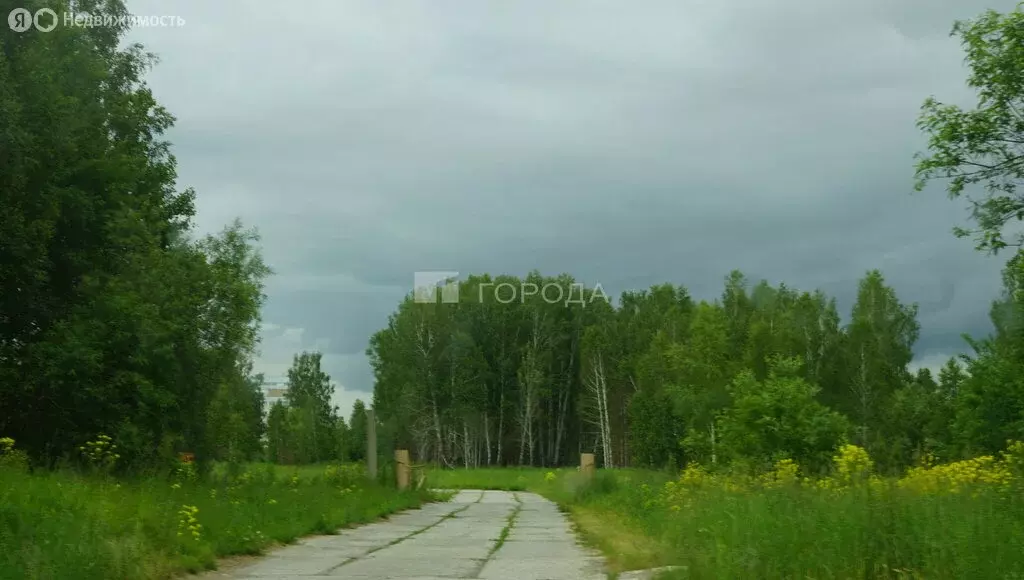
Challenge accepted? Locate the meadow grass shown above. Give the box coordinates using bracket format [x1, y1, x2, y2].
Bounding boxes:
[424, 466, 554, 490]
[0, 463, 438, 580]
[597, 473, 1024, 579]
[426, 463, 1024, 579]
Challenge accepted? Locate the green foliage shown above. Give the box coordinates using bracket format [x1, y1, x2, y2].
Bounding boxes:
[78, 434, 121, 476]
[627, 390, 679, 468]
[910, 3, 1024, 476]
[348, 399, 369, 462]
[206, 368, 265, 464]
[718, 358, 850, 473]
[843, 270, 920, 458]
[368, 267, 967, 475]
[281, 352, 339, 463]
[914, 5, 1024, 253]
[260, 353, 354, 466]
[0, 0, 270, 469]
[0, 438, 29, 472]
[950, 250, 1024, 458]
[265, 401, 291, 464]
[424, 466, 540, 491]
[572, 469, 620, 502]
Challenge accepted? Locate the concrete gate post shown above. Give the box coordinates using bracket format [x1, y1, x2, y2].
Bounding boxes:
[580, 453, 595, 480]
[395, 449, 411, 490]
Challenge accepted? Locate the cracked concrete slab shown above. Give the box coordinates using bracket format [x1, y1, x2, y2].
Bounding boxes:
[216, 489, 608, 580]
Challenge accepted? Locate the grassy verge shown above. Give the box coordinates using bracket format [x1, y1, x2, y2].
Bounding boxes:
[425, 466, 554, 490]
[638, 482, 1024, 579]
[0, 463, 439, 580]
[426, 465, 1024, 579]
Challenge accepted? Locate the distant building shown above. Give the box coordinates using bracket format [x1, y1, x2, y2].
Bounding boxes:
[259, 378, 342, 416]
[261, 379, 288, 414]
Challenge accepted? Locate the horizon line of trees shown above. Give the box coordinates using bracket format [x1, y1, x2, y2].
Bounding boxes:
[368, 269, 985, 474]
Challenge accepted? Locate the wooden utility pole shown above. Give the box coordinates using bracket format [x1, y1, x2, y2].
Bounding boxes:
[367, 407, 377, 480]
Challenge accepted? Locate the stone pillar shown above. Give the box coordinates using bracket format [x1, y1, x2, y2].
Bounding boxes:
[580, 453, 595, 480]
[395, 449, 411, 490]
[366, 408, 377, 480]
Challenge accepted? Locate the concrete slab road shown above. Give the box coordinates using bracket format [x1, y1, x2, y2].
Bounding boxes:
[213, 489, 608, 580]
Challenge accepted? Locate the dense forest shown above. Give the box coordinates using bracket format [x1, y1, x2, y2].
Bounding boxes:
[369, 270, 972, 474]
[0, 0, 273, 469]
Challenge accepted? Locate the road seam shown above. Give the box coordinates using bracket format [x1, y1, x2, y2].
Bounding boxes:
[468, 491, 522, 578]
[318, 492, 480, 575]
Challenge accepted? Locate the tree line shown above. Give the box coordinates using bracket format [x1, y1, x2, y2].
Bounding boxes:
[369, 270, 970, 474]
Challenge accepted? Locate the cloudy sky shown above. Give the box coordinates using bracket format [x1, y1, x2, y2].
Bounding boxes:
[125, 0, 1016, 419]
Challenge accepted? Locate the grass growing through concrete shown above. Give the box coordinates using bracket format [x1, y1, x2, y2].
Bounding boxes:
[0, 463, 439, 580]
[489, 492, 522, 557]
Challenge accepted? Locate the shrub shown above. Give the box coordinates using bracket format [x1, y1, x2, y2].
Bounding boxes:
[573, 470, 619, 502]
[0, 437, 29, 471]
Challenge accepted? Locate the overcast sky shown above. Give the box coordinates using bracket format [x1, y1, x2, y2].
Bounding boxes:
[125, 0, 1016, 419]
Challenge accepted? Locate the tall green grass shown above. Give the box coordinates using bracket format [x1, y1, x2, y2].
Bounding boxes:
[0, 464, 437, 580]
[569, 472, 1024, 580]
[424, 465, 670, 500]
[425, 466, 556, 490]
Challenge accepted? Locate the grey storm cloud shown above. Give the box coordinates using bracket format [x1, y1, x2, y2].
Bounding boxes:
[125, 0, 1017, 415]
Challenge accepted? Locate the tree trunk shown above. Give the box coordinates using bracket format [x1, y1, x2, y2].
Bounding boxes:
[710, 420, 717, 466]
[484, 413, 492, 466]
[518, 401, 528, 465]
[547, 397, 557, 468]
[553, 344, 574, 466]
[431, 390, 445, 465]
[528, 410, 535, 466]
[859, 344, 869, 446]
[599, 390, 609, 468]
[599, 359, 612, 469]
[497, 388, 504, 466]
[586, 353, 613, 469]
[554, 386, 569, 465]
[475, 424, 482, 467]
